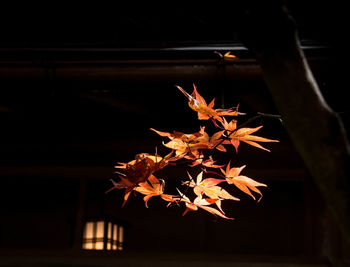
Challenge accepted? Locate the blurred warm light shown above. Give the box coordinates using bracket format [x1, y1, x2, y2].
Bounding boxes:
[82, 219, 124, 251]
[107, 222, 112, 250]
[84, 222, 94, 239]
[83, 242, 94, 250]
[118, 226, 124, 250]
[108, 222, 112, 239]
[112, 224, 117, 250]
[96, 221, 104, 238]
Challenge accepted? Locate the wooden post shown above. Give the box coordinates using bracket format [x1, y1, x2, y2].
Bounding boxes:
[72, 178, 87, 250]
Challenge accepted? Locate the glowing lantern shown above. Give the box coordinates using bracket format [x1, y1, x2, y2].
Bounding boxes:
[82, 219, 125, 251]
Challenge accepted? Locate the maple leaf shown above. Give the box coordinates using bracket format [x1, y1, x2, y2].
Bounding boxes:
[185, 171, 226, 189]
[135, 175, 176, 208]
[185, 172, 239, 212]
[150, 127, 205, 143]
[220, 162, 267, 202]
[163, 139, 203, 159]
[223, 51, 238, 61]
[176, 84, 239, 122]
[153, 127, 212, 159]
[106, 177, 136, 207]
[214, 51, 239, 62]
[114, 152, 173, 184]
[220, 117, 279, 152]
[177, 189, 233, 220]
[152, 126, 228, 159]
[202, 158, 225, 168]
[209, 130, 226, 152]
[189, 154, 225, 168]
[114, 154, 155, 184]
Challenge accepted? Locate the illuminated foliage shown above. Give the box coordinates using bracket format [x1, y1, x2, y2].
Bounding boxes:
[107, 82, 279, 219]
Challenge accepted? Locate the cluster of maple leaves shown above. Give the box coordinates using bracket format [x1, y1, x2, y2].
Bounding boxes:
[107, 84, 278, 219]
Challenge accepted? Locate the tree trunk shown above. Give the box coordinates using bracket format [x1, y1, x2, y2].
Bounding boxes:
[241, 1, 350, 246]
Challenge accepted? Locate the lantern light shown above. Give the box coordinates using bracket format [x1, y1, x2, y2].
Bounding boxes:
[82, 219, 125, 251]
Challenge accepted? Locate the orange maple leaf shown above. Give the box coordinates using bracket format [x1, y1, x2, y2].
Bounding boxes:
[176, 84, 239, 123]
[189, 154, 225, 168]
[209, 130, 226, 152]
[220, 162, 267, 202]
[152, 127, 226, 159]
[185, 172, 239, 212]
[153, 127, 212, 159]
[214, 51, 239, 62]
[150, 127, 205, 143]
[106, 177, 136, 207]
[114, 152, 173, 184]
[163, 139, 207, 159]
[223, 51, 238, 61]
[177, 189, 233, 220]
[220, 117, 279, 152]
[184, 171, 226, 188]
[135, 175, 176, 208]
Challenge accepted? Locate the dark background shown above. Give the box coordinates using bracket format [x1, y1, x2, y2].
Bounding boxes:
[0, 1, 349, 266]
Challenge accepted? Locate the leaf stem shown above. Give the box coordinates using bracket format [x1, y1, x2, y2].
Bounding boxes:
[204, 170, 227, 179]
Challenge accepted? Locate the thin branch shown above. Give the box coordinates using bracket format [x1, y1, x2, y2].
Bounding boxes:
[237, 112, 282, 129]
